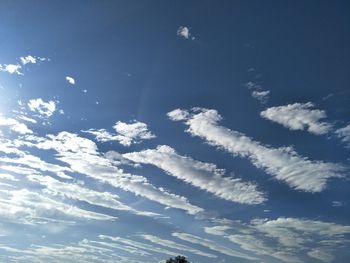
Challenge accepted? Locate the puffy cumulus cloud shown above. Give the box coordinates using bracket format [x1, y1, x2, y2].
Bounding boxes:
[251, 90, 270, 104]
[168, 108, 345, 192]
[0, 64, 22, 75]
[66, 76, 75, 85]
[0, 114, 33, 134]
[23, 131, 203, 215]
[27, 98, 56, 117]
[140, 234, 217, 258]
[84, 120, 155, 146]
[172, 232, 257, 261]
[260, 102, 332, 135]
[177, 26, 194, 40]
[123, 145, 266, 205]
[204, 217, 350, 263]
[335, 124, 350, 148]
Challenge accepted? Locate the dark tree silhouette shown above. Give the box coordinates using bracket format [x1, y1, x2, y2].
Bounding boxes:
[165, 255, 190, 263]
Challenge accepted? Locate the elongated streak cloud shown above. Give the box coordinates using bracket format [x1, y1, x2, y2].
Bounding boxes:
[168, 108, 345, 192]
[124, 145, 266, 204]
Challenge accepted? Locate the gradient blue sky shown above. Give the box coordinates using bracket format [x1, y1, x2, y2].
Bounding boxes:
[0, 1, 350, 262]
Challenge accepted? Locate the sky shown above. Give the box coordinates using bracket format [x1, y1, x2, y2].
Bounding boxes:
[0, 1, 350, 262]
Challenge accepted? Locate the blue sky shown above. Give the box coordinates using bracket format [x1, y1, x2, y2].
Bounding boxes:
[0, 1, 350, 262]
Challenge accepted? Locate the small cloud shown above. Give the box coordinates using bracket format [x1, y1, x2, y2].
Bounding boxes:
[335, 124, 350, 148]
[245, 81, 261, 90]
[28, 98, 56, 117]
[251, 90, 270, 104]
[1, 55, 48, 75]
[0, 64, 22, 75]
[20, 55, 36, 65]
[66, 76, 75, 85]
[177, 26, 194, 40]
[84, 120, 155, 147]
[332, 201, 343, 207]
[261, 102, 332, 135]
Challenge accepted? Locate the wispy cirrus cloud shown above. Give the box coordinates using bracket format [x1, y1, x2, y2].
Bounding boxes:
[124, 145, 266, 204]
[0, 188, 115, 225]
[335, 124, 350, 148]
[27, 174, 162, 218]
[172, 232, 257, 261]
[205, 217, 350, 263]
[251, 90, 270, 104]
[21, 131, 203, 215]
[168, 108, 345, 192]
[99, 235, 179, 257]
[140, 234, 217, 258]
[245, 80, 270, 104]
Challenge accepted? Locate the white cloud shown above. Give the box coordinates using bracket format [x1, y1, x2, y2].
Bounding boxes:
[0, 115, 33, 134]
[260, 102, 332, 135]
[84, 120, 155, 146]
[177, 26, 193, 40]
[16, 115, 37, 123]
[0, 64, 22, 75]
[205, 216, 350, 263]
[251, 90, 270, 104]
[332, 201, 343, 207]
[23, 131, 203, 215]
[140, 234, 217, 258]
[2, 240, 145, 263]
[81, 239, 151, 256]
[0, 188, 114, 225]
[28, 98, 56, 117]
[20, 55, 36, 65]
[20, 55, 47, 65]
[172, 232, 257, 260]
[99, 235, 179, 257]
[27, 173, 162, 218]
[168, 108, 345, 192]
[114, 121, 155, 141]
[335, 124, 350, 148]
[124, 145, 266, 204]
[307, 249, 335, 263]
[66, 76, 75, 85]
